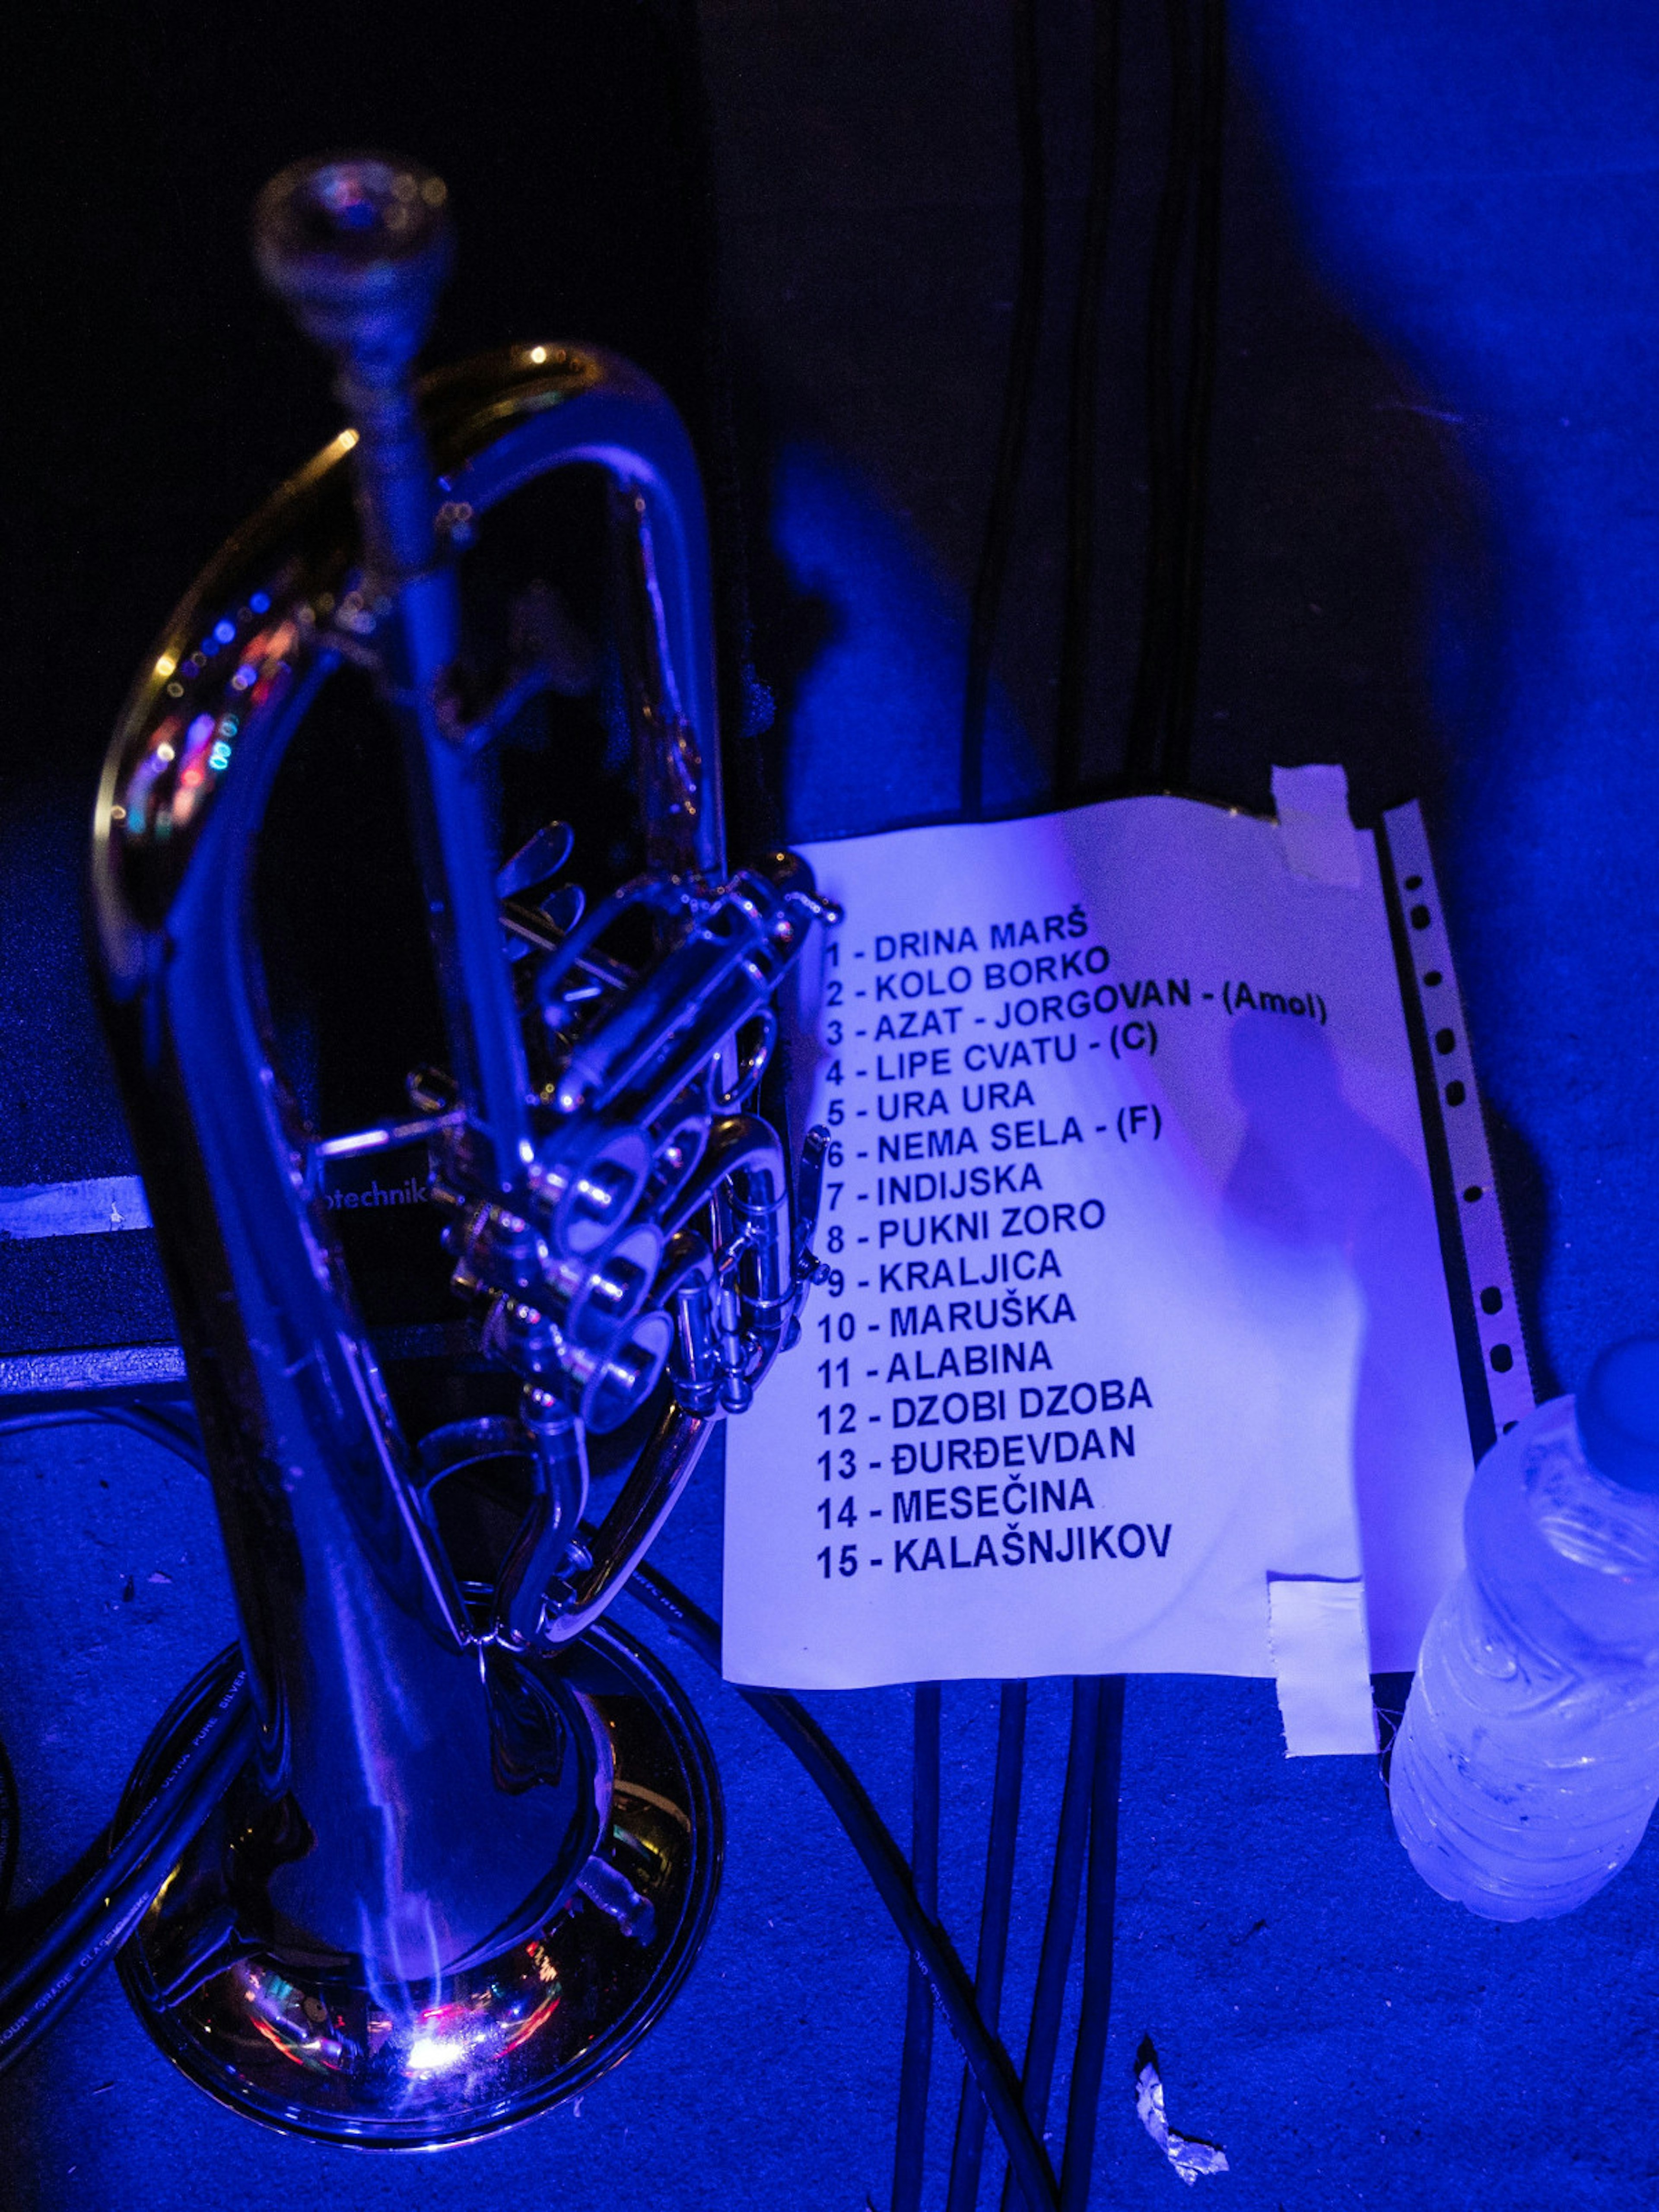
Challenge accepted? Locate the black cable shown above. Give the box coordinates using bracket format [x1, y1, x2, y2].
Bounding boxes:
[0, 1410, 1110, 2204]
[638, 0, 782, 860]
[1057, 1675, 1126, 2212]
[1162, 0, 1227, 789]
[101, 1402, 208, 1471]
[946, 1679, 1029, 2212]
[1124, 0, 1198, 787]
[0, 1403, 207, 1472]
[0, 1735, 16, 1922]
[627, 1565, 1060, 2212]
[1000, 1675, 1101, 2212]
[0, 1648, 253, 2073]
[962, 0, 1047, 822]
[1054, 0, 1123, 798]
[0, 1406, 249, 2071]
[892, 1681, 942, 2212]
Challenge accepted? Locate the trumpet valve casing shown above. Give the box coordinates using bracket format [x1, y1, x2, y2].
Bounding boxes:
[91, 151, 804, 2146]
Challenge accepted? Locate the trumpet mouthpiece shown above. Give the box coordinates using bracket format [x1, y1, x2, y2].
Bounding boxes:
[253, 152, 453, 373]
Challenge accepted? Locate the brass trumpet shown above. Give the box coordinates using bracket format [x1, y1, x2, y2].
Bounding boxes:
[88, 152, 833, 2145]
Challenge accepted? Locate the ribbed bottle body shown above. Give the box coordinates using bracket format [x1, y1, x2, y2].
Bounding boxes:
[1391, 1395, 1659, 1920]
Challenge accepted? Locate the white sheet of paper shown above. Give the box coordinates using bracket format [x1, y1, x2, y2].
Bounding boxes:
[722, 795, 1471, 1690]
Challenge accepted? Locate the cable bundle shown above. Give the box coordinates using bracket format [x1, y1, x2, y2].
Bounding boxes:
[934, 4, 1232, 2201]
[962, 0, 1229, 816]
[0, 1411, 253, 2073]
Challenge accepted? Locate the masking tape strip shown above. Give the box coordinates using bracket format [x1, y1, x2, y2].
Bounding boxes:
[1271, 762, 1364, 889]
[0, 1343, 188, 1401]
[1267, 1575, 1377, 1756]
[0, 1175, 152, 1239]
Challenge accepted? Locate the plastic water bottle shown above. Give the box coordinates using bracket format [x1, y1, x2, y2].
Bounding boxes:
[1390, 1337, 1659, 1920]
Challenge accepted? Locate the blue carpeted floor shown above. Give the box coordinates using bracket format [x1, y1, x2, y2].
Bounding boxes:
[1233, 1, 1659, 1396]
[2, 4, 1658, 2206]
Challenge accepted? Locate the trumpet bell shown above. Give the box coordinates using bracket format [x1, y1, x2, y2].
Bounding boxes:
[116, 1622, 720, 2147]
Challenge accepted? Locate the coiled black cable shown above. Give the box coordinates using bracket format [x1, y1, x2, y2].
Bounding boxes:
[0, 1408, 253, 2075]
[0, 1403, 208, 1470]
[0, 1650, 252, 2072]
[0, 1736, 16, 1923]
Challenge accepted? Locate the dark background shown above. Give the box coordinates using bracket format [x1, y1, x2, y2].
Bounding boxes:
[2, 2, 1657, 2205]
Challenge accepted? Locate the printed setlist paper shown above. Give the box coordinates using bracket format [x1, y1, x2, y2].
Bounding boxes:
[721, 795, 1472, 1692]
